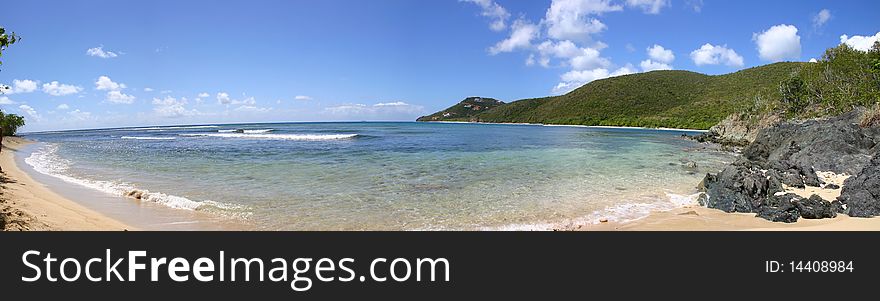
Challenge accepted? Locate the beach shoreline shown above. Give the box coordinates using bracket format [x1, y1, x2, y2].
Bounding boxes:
[2, 134, 878, 231]
[1, 137, 132, 231]
[577, 205, 880, 231]
[420, 120, 710, 132]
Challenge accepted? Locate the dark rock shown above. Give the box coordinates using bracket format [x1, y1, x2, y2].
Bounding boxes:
[755, 194, 800, 223]
[824, 183, 840, 190]
[830, 200, 846, 214]
[781, 172, 805, 188]
[699, 165, 781, 213]
[701, 108, 880, 222]
[794, 195, 837, 219]
[837, 154, 880, 217]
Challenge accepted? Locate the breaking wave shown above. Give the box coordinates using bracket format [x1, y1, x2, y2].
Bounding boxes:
[179, 133, 358, 140]
[24, 143, 238, 211]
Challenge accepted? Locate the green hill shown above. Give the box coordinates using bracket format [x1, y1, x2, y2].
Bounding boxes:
[416, 97, 506, 122]
[418, 62, 806, 129]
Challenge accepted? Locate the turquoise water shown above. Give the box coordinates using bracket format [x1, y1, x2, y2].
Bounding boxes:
[24, 122, 735, 230]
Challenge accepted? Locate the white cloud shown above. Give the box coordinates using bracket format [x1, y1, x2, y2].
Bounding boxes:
[294, 95, 313, 101]
[143, 87, 154, 92]
[525, 54, 536, 66]
[86, 46, 118, 58]
[754, 24, 801, 62]
[0, 96, 15, 105]
[106, 90, 136, 104]
[217, 92, 231, 104]
[640, 59, 672, 71]
[56, 104, 70, 110]
[373, 101, 411, 107]
[689, 43, 744, 67]
[18, 104, 42, 121]
[569, 47, 611, 70]
[537, 40, 583, 59]
[840, 32, 880, 52]
[610, 64, 637, 77]
[216, 92, 256, 106]
[152, 96, 199, 117]
[646, 44, 674, 63]
[686, 0, 703, 12]
[324, 101, 425, 119]
[95, 76, 126, 91]
[67, 109, 92, 121]
[489, 19, 540, 55]
[7, 79, 38, 94]
[544, 0, 622, 42]
[813, 9, 831, 28]
[552, 65, 635, 94]
[234, 105, 272, 113]
[625, 0, 669, 14]
[462, 0, 511, 31]
[641, 44, 674, 71]
[198, 92, 210, 98]
[42, 81, 84, 96]
[535, 40, 611, 70]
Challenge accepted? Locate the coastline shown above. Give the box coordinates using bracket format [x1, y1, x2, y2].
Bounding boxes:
[1, 137, 132, 231]
[580, 206, 880, 231]
[2, 131, 876, 231]
[420, 120, 709, 132]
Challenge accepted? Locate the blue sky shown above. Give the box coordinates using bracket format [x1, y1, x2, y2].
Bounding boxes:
[1, 0, 878, 132]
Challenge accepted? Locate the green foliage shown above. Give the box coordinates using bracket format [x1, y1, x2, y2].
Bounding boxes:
[417, 97, 505, 121]
[779, 43, 880, 117]
[0, 111, 25, 136]
[779, 76, 808, 114]
[0, 26, 20, 67]
[423, 42, 880, 129]
[421, 63, 803, 129]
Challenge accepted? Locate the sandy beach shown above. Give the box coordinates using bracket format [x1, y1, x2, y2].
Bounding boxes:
[579, 206, 880, 231]
[0, 137, 131, 231]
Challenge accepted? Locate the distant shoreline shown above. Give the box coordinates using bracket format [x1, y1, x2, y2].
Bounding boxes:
[420, 120, 710, 132]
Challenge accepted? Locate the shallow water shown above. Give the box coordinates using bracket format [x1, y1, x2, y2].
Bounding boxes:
[24, 122, 735, 230]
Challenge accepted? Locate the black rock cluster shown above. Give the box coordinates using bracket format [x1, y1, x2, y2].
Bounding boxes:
[699, 109, 880, 222]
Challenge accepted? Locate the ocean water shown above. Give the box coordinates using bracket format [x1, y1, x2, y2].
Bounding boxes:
[23, 122, 735, 230]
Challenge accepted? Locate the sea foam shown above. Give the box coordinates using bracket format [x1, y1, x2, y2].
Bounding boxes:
[179, 133, 358, 140]
[217, 129, 274, 133]
[24, 143, 235, 211]
[121, 136, 176, 140]
[482, 192, 703, 231]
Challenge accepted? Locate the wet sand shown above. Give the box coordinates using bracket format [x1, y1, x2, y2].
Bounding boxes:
[1, 137, 131, 230]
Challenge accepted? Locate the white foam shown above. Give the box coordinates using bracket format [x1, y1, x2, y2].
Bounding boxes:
[483, 192, 703, 231]
[24, 144, 234, 211]
[121, 136, 176, 140]
[217, 129, 274, 133]
[180, 133, 358, 140]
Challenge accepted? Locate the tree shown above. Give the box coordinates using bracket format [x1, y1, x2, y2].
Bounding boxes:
[1, 26, 19, 64]
[0, 113, 25, 136]
[1, 25, 22, 152]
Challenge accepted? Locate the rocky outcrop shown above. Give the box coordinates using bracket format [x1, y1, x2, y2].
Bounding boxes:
[693, 113, 782, 147]
[699, 108, 880, 222]
[838, 154, 880, 217]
